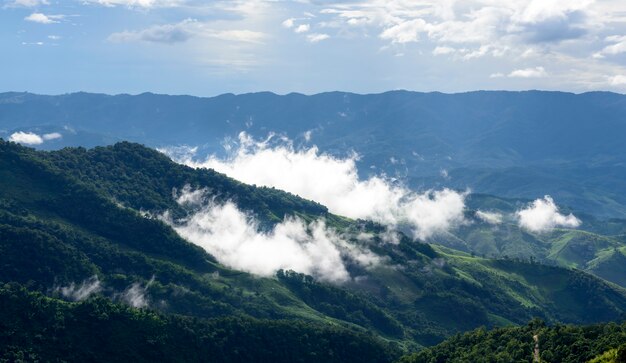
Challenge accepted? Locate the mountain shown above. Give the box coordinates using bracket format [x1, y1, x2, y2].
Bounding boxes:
[3, 90, 626, 217]
[1, 139, 625, 361]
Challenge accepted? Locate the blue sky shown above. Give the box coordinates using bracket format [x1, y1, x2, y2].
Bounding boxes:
[2, 0, 626, 96]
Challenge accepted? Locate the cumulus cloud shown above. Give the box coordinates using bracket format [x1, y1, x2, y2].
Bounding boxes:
[282, 18, 295, 28]
[475, 210, 503, 225]
[8, 131, 61, 145]
[56, 276, 102, 301]
[517, 196, 581, 232]
[295, 24, 310, 33]
[432, 46, 455, 55]
[163, 189, 380, 283]
[108, 19, 265, 44]
[9, 131, 43, 145]
[163, 132, 467, 240]
[508, 66, 547, 78]
[307, 33, 330, 43]
[24, 12, 63, 24]
[380, 18, 427, 44]
[512, 0, 591, 43]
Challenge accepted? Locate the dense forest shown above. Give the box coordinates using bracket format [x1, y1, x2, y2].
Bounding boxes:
[0, 139, 625, 361]
[399, 320, 626, 363]
[0, 283, 396, 363]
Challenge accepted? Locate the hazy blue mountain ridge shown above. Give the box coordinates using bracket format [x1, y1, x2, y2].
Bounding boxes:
[3, 90, 626, 217]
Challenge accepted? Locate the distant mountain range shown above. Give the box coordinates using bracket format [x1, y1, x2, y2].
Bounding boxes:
[2, 90, 626, 218]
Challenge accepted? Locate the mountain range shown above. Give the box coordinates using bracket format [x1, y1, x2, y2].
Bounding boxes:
[2, 90, 626, 362]
[3, 90, 626, 218]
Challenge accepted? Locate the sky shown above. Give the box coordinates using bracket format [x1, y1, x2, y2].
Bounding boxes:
[3, 0, 626, 96]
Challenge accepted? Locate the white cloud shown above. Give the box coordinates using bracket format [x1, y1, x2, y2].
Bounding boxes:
[432, 46, 455, 55]
[9, 131, 43, 145]
[164, 132, 466, 240]
[295, 24, 310, 33]
[508, 66, 547, 78]
[163, 190, 380, 283]
[85, 0, 183, 8]
[475, 210, 503, 225]
[609, 74, 626, 85]
[43, 132, 62, 140]
[8, 131, 61, 144]
[108, 19, 193, 43]
[56, 276, 101, 301]
[517, 196, 581, 232]
[24, 12, 63, 24]
[282, 18, 295, 28]
[108, 19, 265, 44]
[380, 19, 427, 44]
[307, 33, 329, 43]
[594, 35, 626, 58]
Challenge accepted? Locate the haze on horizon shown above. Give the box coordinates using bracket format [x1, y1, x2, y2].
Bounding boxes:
[3, 0, 626, 96]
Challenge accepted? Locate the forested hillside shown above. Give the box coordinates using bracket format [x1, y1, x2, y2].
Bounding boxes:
[1, 139, 625, 360]
[399, 320, 626, 363]
[0, 284, 394, 363]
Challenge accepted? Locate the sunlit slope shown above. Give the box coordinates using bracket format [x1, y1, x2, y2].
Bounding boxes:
[434, 196, 626, 287]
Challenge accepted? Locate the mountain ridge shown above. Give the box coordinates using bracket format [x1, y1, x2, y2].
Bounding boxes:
[4, 89, 626, 217]
[1, 139, 625, 355]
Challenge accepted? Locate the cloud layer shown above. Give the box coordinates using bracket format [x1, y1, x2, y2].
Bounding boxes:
[167, 133, 467, 240]
[517, 195, 581, 232]
[163, 188, 379, 283]
[108, 19, 265, 44]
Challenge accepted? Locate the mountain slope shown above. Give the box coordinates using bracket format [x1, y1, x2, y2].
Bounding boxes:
[0, 283, 395, 363]
[1, 139, 625, 352]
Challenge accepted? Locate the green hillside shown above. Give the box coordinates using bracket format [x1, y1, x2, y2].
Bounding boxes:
[1, 139, 626, 360]
[0, 283, 395, 363]
[399, 320, 626, 363]
[428, 195, 626, 288]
